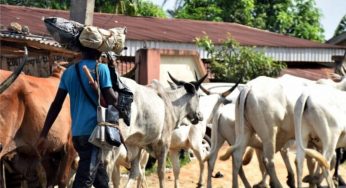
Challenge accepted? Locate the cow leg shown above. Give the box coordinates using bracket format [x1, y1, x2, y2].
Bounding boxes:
[280, 148, 295, 188]
[36, 161, 47, 188]
[102, 149, 116, 188]
[112, 163, 121, 188]
[169, 150, 180, 188]
[261, 130, 282, 188]
[321, 144, 338, 188]
[190, 138, 206, 188]
[238, 166, 251, 188]
[207, 135, 225, 188]
[333, 148, 342, 186]
[231, 129, 251, 188]
[304, 155, 322, 188]
[0, 160, 6, 188]
[137, 150, 149, 188]
[125, 147, 140, 188]
[253, 149, 269, 188]
[156, 144, 169, 188]
[302, 142, 318, 187]
[296, 137, 308, 188]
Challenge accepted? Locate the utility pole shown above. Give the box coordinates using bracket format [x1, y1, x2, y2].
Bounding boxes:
[69, 0, 95, 25]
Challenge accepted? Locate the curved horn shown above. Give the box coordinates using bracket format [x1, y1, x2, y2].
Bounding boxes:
[199, 84, 210, 95]
[0, 46, 28, 94]
[221, 75, 242, 98]
[194, 71, 210, 94]
[168, 72, 185, 86]
[195, 73, 208, 88]
[194, 71, 199, 81]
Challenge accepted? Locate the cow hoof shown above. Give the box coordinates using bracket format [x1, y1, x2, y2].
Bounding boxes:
[333, 176, 346, 187]
[212, 171, 224, 178]
[269, 181, 282, 188]
[196, 183, 203, 188]
[286, 173, 295, 188]
[338, 175, 346, 186]
[253, 182, 269, 188]
[303, 175, 313, 183]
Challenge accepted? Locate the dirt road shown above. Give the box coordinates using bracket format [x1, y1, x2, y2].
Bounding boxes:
[120, 144, 346, 188]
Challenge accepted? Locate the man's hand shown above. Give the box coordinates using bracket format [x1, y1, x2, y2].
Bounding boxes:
[36, 136, 49, 157]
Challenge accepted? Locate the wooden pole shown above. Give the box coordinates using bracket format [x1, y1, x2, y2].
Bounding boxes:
[70, 0, 95, 25]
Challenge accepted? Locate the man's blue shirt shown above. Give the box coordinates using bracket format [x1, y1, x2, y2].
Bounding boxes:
[59, 60, 112, 136]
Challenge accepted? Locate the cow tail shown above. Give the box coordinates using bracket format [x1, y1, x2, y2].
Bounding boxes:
[294, 91, 330, 169]
[219, 86, 250, 161]
[204, 110, 222, 162]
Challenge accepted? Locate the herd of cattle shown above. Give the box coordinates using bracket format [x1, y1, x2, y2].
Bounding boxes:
[0, 59, 346, 188]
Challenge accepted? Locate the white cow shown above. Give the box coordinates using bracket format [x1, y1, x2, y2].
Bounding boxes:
[220, 74, 314, 188]
[112, 73, 206, 188]
[168, 81, 240, 188]
[294, 84, 346, 188]
[206, 103, 265, 188]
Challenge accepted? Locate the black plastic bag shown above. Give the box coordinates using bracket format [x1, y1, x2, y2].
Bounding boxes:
[118, 91, 133, 126]
[44, 17, 84, 51]
[105, 126, 121, 147]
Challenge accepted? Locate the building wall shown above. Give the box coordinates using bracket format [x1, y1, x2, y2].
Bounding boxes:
[160, 55, 201, 87]
[0, 56, 52, 77]
[135, 48, 207, 86]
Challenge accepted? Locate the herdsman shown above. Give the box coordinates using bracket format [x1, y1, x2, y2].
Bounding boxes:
[37, 46, 120, 188]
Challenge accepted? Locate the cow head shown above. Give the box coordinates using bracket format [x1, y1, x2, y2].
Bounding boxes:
[198, 75, 242, 124]
[168, 72, 207, 125]
[199, 73, 242, 104]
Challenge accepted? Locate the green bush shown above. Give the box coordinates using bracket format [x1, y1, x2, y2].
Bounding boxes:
[195, 34, 286, 83]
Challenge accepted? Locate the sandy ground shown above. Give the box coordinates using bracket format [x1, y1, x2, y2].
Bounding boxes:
[119, 144, 346, 188]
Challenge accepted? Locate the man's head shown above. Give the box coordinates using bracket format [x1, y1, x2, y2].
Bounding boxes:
[80, 47, 102, 60]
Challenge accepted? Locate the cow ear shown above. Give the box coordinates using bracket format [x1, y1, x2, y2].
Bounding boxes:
[167, 80, 178, 90]
[184, 83, 196, 94]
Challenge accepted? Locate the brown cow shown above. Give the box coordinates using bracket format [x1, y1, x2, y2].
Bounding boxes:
[0, 63, 76, 187]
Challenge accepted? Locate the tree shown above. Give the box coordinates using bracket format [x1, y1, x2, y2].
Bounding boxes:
[0, 0, 70, 9]
[334, 15, 346, 37]
[137, 0, 167, 18]
[0, 0, 167, 18]
[195, 34, 286, 82]
[173, 0, 324, 41]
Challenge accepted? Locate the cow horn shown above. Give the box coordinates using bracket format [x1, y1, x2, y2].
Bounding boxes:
[195, 73, 208, 88]
[168, 72, 185, 86]
[199, 84, 210, 95]
[221, 75, 242, 98]
[194, 71, 199, 81]
[0, 46, 28, 94]
[194, 71, 210, 95]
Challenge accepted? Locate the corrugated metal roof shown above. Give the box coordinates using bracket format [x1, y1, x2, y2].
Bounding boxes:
[0, 4, 342, 48]
[0, 31, 60, 47]
[0, 5, 345, 63]
[282, 66, 333, 80]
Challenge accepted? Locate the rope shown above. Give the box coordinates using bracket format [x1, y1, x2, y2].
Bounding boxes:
[97, 121, 119, 128]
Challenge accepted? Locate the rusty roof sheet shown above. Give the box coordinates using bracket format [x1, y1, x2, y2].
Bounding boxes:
[0, 4, 342, 49]
[281, 66, 333, 80]
[0, 31, 61, 47]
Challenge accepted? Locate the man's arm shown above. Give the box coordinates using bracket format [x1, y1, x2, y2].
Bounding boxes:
[39, 88, 68, 138]
[102, 87, 118, 107]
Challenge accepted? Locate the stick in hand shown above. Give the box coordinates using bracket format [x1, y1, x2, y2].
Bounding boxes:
[82, 65, 107, 107]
